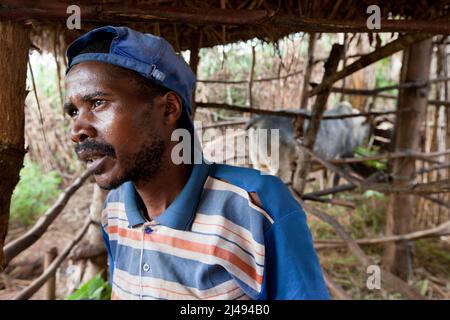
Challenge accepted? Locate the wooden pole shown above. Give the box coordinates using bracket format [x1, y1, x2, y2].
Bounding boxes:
[443, 39, 450, 225]
[76, 184, 108, 283]
[248, 44, 256, 108]
[340, 33, 348, 103]
[292, 44, 344, 194]
[300, 33, 316, 110]
[383, 38, 433, 281]
[189, 31, 200, 117]
[44, 247, 58, 300]
[0, 21, 30, 271]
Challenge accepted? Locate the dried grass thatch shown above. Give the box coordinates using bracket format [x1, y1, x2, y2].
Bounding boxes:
[1, 0, 449, 56]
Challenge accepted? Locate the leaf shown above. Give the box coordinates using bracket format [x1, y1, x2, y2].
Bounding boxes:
[65, 273, 111, 300]
[419, 279, 429, 296]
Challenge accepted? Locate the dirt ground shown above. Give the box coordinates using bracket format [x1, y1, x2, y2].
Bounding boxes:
[0, 182, 95, 300]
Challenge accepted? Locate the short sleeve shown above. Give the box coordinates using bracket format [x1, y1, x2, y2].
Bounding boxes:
[261, 209, 330, 300]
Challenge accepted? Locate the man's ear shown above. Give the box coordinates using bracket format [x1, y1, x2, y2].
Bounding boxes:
[162, 91, 183, 126]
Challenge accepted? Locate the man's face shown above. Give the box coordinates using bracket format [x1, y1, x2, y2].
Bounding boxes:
[65, 61, 168, 189]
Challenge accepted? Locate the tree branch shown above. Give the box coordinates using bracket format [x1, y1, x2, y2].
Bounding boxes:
[4, 168, 93, 265]
[315, 220, 450, 247]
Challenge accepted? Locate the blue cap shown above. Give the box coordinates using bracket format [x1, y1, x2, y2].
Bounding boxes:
[66, 26, 196, 119]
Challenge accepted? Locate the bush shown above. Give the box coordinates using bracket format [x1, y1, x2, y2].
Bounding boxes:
[65, 273, 111, 300]
[10, 159, 62, 225]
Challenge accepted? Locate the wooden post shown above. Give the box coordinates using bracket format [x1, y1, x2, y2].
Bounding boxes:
[189, 31, 200, 118]
[248, 44, 256, 108]
[442, 40, 450, 225]
[80, 184, 108, 283]
[340, 33, 348, 102]
[428, 43, 447, 224]
[296, 32, 317, 156]
[300, 32, 316, 110]
[44, 247, 58, 300]
[292, 44, 344, 194]
[0, 21, 30, 270]
[383, 38, 433, 281]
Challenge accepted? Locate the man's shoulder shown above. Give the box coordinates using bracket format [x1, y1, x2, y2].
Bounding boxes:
[209, 163, 284, 189]
[208, 163, 304, 224]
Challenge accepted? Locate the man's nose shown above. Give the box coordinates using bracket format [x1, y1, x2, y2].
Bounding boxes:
[70, 116, 97, 143]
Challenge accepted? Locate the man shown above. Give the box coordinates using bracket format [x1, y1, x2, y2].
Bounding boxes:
[65, 26, 329, 300]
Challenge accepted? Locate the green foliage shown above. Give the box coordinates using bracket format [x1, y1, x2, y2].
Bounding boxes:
[10, 160, 62, 225]
[354, 145, 387, 171]
[65, 273, 111, 300]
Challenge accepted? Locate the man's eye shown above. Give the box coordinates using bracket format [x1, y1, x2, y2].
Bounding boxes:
[67, 108, 78, 118]
[93, 99, 105, 109]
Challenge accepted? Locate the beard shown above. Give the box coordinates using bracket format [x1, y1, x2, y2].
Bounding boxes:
[97, 133, 166, 190]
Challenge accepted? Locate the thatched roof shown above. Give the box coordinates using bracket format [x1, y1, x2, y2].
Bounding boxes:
[1, 0, 450, 53]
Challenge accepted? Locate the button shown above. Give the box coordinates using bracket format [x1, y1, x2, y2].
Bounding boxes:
[143, 263, 150, 272]
[144, 227, 153, 234]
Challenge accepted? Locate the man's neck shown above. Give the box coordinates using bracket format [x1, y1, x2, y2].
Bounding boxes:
[133, 159, 192, 221]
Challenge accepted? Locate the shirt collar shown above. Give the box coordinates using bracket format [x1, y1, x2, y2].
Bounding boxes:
[123, 161, 210, 230]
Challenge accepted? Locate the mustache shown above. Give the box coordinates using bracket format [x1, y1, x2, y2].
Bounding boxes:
[74, 140, 116, 158]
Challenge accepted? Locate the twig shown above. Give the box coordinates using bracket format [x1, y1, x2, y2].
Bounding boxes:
[69, 242, 106, 261]
[196, 102, 402, 120]
[13, 218, 91, 300]
[303, 183, 356, 198]
[201, 120, 247, 129]
[52, 29, 64, 110]
[428, 99, 450, 108]
[248, 44, 256, 108]
[419, 195, 450, 210]
[197, 69, 303, 84]
[330, 149, 450, 165]
[415, 163, 450, 176]
[3, 168, 93, 265]
[364, 179, 450, 195]
[303, 195, 356, 209]
[315, 220, 450, 246]
[322, 271, 352, 300]
[319, 77, 450, 96]
[28, 59, 48, 145]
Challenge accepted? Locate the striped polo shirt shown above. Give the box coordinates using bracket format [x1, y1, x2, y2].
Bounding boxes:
[101, 161, 329, 300]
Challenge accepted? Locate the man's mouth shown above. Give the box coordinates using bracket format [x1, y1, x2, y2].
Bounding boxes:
[85, 154, 104, 163]
[87, 156, 109, 174]
[77, 151, 111, 173]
